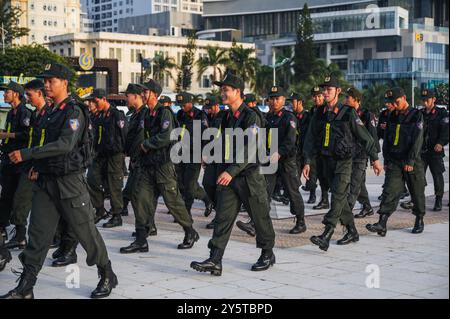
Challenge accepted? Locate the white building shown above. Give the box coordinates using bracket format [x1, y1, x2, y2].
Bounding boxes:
[81, 0, 203, 33]
[48, 32, 254, 94]
[11, 0, 81, 45]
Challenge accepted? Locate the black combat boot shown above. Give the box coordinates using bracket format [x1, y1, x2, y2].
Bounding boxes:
[400, 191, 410, 199]
[4, 225, 27, 250]
[0, 269, 36, 299]
[91, 260, 118, 299]
[313, 194, 329, 210]
[236, 219, 255, 237]
[190, 248, 224, 276]
[121, 198, 129, 216]
[251, 249, 276, 271]
[337, 223, 359, 245]
[307, 191, 316, 204]
[94, 207, 109, 224]
[310, 225, 334, 251]
[103, 214, 123, 228]
[400, 201, 414, 210]
[280, 193, 290, 205]
[411, 216, 424, 234]
[49, 234, 61, 249]
[178, 227, 199, 249]
[366, 214, 390, 237]
[52, 242, 77, 267]
[120, 229, 149, 254]
[433, 196, 443, 212]
[354, 205, 374, 218]
[204, 201, 214, 217]
[301, 185, 311, 192]
[289, 216, 307, 234]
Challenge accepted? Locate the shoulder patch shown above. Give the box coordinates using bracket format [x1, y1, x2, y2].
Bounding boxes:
[355, 118, 364, 126]
[162, 120, 170, 130]
[417, 121, 424, 130]
[290, 120, 296, 129]
[117, 120, 125, 129]
[443, 117, 449, 124]
[23, 117, 30, 127]
[140, 120, 145, 129]
[250, 123, 259, 135]
[69, 119, 80, 131]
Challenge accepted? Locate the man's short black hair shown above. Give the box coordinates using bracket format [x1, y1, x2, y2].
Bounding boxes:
[24, 79, 46, 96]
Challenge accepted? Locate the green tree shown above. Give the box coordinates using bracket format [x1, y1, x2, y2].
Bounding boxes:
[148, 53, 177, 89]
[362, 82, 389, 113]
[0, 0, 29, 46]
[176, 34, 197, 92]
[228, 41, 258, 87]
[196, 45, 229, 83]
[435, 82, 449, 106]
[254, 64, 273, 98]
[293, 3, 315, 82]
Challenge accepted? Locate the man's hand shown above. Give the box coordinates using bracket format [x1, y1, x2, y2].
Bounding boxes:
[28, 168, 39, 181]
[8, 150, 23, 164]
[140, 144, 149, 153]
[434, 144, 443, 152]
[270, 152, 281, 164]
[302, 164, 311, 180]
[217, 171, 233, 186]
[404, 165, 414, 172]
[372, 160, 383, 176]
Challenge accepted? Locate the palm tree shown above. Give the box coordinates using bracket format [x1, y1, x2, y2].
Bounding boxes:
[196, 45, 229, 83]
[147, 53, 177, 88]
[0, 0, 29, 46]
[362, 82, 389, 113]
[227, 43, 258, 86]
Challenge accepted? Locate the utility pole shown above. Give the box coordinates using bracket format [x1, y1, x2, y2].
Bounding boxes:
[272, 48, 276, 86]
[0, 23, 8, 55]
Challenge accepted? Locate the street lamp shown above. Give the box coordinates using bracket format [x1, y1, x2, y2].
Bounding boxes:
[270, 48, 291, 86]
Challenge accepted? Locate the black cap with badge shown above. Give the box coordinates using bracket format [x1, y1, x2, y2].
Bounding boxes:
[0, 81, 24, 96]
[385, 87, 405, 103]
[319, 74, 340, 88]
[176, 92, 193, 105]
[421, 88, 436, 99]
[311, 86, 322, 97]
[213, 73, 245, 92]
[244, 94, 256, 104]
[268, 86, 286, 98]
[123, 84, 143, 95]
[346, 87, 362, 101]
[159, 95, 172, 104]
[204, 96, 218, 108]
[288, 92, 304, 102]
[141, 79, 162, 96]
[37, 62, 72, 80]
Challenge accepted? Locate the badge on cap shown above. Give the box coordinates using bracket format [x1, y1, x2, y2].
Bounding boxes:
[271, 87, 278, 93]
[162, 120, 170, 130]
[177, 95, 183, 102]
[387, 90, 393, 97]
[69, 119, 80, 131]
[422, 90, 428, 96]
[313, 87, 320, 92]
[324, 76, 331, 82]
[205, 100, 210, 105]
[45, 64, 52, 71]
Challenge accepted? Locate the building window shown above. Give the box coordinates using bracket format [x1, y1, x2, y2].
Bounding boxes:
[68, 48, 72, 56]
[116, 48, 122, 62]
[330, 42, 348, 56]
[80, 47, 86, 55]
[60, 49, 64, 56]
[376, 36, 402, 52]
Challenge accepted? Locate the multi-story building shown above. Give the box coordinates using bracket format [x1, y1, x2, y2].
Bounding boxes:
[48, 32, 254, 94]
[81, 0, 203, 33]
[200, 0, 449, 89]
[10, 0, 81, 45]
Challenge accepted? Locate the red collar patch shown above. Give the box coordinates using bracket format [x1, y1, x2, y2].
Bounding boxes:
[234, 110, 241, 119]
[189, 111, 194, 118]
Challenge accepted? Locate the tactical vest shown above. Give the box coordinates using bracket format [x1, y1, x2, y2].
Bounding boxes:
[141, 106, 172, 167]
[96, 107, 126, 156]
[385, 108, 421, 160]
[422, 107, 448, 155]
[319, 105, 355, 160]
[1, 103, 31, 162]
[34, 97, 93, 176]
